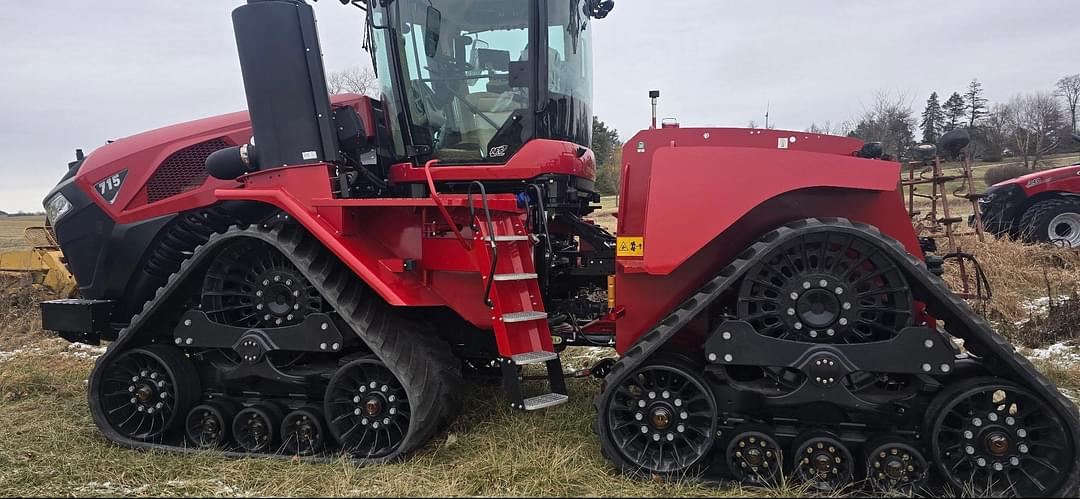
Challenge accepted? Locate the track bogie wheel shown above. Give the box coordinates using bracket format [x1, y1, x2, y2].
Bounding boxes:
[724, 426, 783, 486]
[790, 432, 855, 492]
[324, 358, 410, 459]
[96, 345, 200, 441]
[926, 377, 1074, 497]
[232, 402, 285, 453]
[282, 406, 328, 456]
[185, 400, 237, 449]
[598, 355, 717, 475]
[863, 438, 928, 494]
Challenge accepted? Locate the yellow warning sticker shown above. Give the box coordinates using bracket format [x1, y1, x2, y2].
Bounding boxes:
[617, 237, 645, 257]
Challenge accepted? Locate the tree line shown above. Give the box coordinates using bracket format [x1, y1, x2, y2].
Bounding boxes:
[835, 75, 1080, 169]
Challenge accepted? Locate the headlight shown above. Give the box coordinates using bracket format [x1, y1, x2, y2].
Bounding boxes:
[45, 192, 73, 223]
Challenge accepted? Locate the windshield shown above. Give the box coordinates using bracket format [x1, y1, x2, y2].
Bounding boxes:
[370, 0, 595, 164]
[380, 0, 532, 164]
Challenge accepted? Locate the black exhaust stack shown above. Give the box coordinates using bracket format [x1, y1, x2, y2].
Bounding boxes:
[214, 0, 338, 178]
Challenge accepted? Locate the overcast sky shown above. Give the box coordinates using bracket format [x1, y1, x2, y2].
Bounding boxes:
[1, 1, 1078, 212]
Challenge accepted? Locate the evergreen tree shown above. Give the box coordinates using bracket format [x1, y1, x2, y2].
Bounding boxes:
[943, 92, 966, 132]
[920, 92, 944, 144]
[965, 78, 988, 128]
[592, 117, 622, 195]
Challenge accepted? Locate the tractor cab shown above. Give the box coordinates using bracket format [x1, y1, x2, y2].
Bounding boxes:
[368, 0, 609, 165]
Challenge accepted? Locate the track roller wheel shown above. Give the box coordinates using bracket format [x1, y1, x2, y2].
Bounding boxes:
[926, 377, 1074, 497]
[863, 438, 928, 494]
[232, 402, 285, 453]
[597, 355, 717, 475]
[724, 426, 782, 486]
[96, 345, 199, 441]
[281, 406, 328, 456]
[791, 432, 854, 492]
[325, 358, 410, 459]
[185, 400, 237, 449]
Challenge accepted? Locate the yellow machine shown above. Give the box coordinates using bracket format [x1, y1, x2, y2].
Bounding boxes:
[0, 226, 77, 297]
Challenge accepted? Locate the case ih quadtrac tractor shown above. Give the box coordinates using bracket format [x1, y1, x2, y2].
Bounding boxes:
[40, 0, 1078, 495]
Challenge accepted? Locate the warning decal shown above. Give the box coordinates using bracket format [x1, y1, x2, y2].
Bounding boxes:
[617, 237, 645, 257]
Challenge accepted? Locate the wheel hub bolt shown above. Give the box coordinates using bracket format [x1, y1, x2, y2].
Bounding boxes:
[977, 457, 987, 467]
[834, 287, 844, 295]
[790, 292, 799, 300]
[972, 417, 983, 427]
[964, 430, 974, 440]
[993, 462, 1003, 471]
[1017, 429, 1027, 438]
[988, 413, 998, 422]
[1019, 444, 1029, 454]
[1010, 456, 1020, 466]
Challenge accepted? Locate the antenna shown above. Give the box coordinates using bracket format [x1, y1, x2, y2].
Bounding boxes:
[764, 101, 770, 130]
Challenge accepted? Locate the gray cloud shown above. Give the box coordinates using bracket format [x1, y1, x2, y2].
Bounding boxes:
[1, 0, 1077, 211]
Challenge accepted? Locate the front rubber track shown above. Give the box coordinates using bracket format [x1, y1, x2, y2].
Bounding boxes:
[594, 217, 1080, 496]
[87, 223, 463, 464]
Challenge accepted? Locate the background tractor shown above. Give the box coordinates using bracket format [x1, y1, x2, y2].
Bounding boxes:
[37, 0, 1078, 496]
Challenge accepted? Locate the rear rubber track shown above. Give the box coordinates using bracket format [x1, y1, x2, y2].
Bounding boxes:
[594, 217, 1080, 496]
[87, 222, 463, 463]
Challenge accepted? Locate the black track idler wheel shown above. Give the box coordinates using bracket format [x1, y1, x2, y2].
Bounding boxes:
[325, 358, 411, 459]
[233, 403, 285, 453]
[737, 230, 913, 343]
[724, 426, 782, 486]
[202, 240, 325, 329]
[598, 356, 717, 475]
[96, 345, 199, 441]
[185, 400, 237, 449]
[791, 432, 854, 492]
[863, 438, 928, 494]
[926, 378, 1074, 497]
[281, 406, 328, 456]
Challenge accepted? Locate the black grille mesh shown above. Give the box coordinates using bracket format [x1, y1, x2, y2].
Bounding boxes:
[146, 138, 229, 203]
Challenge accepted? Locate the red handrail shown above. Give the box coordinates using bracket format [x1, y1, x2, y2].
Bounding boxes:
[424, 159, 470, 249]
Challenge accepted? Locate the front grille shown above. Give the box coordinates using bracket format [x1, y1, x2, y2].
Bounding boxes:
[146, 138, 229, 203]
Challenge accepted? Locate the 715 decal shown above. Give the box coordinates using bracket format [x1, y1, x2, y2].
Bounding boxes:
[94, 169, 127, 204]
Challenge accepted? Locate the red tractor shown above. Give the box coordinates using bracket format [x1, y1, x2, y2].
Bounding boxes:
[40, 0, 1077, 495]
[978, 135, 1080, 247]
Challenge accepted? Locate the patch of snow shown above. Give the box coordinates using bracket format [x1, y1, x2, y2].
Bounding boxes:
[0, 346, 43, 363]
[75, 482, 149, 496]
[62, 342, 107, 360]
[1025, 340, 1080, 365]
[165, 479, 251, 496]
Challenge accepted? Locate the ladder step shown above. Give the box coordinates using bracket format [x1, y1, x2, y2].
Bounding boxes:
[512, 351, 558, 365]
[493, 235, 530, 242]
[502, 311, 548, 323]
[493, 273, 538, 282]
[523, 393, 569, 411]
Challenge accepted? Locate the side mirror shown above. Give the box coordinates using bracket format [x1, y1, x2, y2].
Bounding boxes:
[940, 128, 970, 157]
[585, 0, 615, 19]
[424, 6, 441, 58]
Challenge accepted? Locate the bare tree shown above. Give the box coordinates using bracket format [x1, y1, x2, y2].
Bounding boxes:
[747, 120, 758, 129]
[326, 66, 379, 96]
[1057, 74, 1080, 132]
[997, 92, 1065, 168]
[850, 90, 916, 160]
[806, 121, 838, 135]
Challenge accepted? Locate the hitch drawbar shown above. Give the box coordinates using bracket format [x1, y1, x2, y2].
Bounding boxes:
[41, 299, 116, 345]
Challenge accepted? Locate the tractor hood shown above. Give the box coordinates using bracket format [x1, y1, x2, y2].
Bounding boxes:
[993, 163, 1080, 191]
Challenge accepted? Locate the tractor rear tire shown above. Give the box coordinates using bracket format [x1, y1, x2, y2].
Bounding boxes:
[1017, 198, 1080, 247]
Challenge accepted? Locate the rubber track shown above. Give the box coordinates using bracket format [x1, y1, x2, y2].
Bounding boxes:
[593, 217, 1080, 497]
[87, 223, 463, 464]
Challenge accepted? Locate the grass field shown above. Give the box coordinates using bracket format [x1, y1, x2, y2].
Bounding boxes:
[1, 159, 1080, 497]
[0, 216, 46, 251]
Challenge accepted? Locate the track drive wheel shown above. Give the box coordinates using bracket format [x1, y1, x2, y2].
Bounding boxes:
[96, 345, 199, 441]
[926, 377, 1074, 497]
[724, 426, 783, 486]
[185, 400, 237, 449]
[597, 355, 717, 475]
[233, 403, 285, 453]
[790, 432, 855, 492]
[282, 406, 328, 456]
[325, 357, 411, 459]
